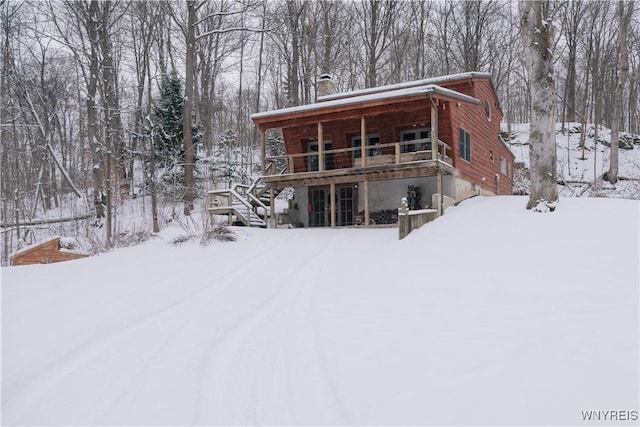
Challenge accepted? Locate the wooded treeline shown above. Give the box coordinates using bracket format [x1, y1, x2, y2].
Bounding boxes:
[1, 0, 638, 259]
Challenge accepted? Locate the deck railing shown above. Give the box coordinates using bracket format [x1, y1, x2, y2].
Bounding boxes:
[264, 138, 451, 175]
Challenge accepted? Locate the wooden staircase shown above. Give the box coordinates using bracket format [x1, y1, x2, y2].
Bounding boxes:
[207, 161, 286, 228]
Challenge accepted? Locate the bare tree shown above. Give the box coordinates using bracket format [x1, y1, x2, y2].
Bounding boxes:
[129, 0, 163, 231]
[197, 0, 244, 155]
[173, 0, 264, 215]
[449, 0, 503, 72]
[520, 0, 558, 209]
[560, 0, 584, 124]
[181, 0, 197, 215]
[351, 0, 399, 87]
[608, 0, 634, 184]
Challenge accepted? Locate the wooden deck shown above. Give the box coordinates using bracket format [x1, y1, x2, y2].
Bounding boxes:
[262, 138, 454, 188]
[261, 158, 454, 188]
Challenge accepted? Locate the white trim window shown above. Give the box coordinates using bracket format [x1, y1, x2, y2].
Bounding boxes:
[400, 128, 431, 153]
[352, 134, 381, 158]
[500, 157, 507, 175]
[459, 128, 471, 162]
[307, 140, 335, 171]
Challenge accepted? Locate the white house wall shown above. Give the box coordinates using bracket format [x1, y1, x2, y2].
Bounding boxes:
[361, 176, 455, 212]
[290, 176, 456, 227]
[293, 187, 309, 226]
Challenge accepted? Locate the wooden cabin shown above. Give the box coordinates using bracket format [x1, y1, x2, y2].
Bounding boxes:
[251, 72, 515, 227]
[10, 237, 87, 266]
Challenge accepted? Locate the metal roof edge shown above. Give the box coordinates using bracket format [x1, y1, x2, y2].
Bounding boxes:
[251, 84, 480, 122]
[317, 72, 493, 102]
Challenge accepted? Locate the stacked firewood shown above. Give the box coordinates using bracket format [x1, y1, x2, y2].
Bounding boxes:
[356, 209, 398, 225]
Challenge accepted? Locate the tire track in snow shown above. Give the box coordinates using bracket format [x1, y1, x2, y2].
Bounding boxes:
[3, 231, 299, 425]
[282, 233, 353, 424]
[190, 241, 329, 425]
[306, 234, 353, 424]
[192, 233, 351, 425]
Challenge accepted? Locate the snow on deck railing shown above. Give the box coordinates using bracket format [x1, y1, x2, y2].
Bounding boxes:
[263, 139, 452, 176]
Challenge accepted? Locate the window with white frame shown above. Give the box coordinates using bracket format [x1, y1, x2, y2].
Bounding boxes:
[351, 134, 381, 157]
[307, 140, 335, 171]
[459, 128, 471, 161]
[500, 157, 507, 175]
[400, 128, 431, 153]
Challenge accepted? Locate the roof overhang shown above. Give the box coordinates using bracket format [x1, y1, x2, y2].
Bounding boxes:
[252, 84, 481, 130]
[316, 72, 492, 102]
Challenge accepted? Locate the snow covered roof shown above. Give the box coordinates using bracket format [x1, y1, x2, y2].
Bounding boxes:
[317, 72, 493, 102]
[251, 84, 480, 122]
[12, 236, 84, 257]
[12, 236, 62, 257]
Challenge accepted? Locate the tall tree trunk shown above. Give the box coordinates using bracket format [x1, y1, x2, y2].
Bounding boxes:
[562, 0, 582, 123]
[87, 1, 104, 219]
[252, 0, 267, 156]
[146, 37, 159, 233]
[183, 0, 196, 215]
[608, 0, 632, 184]
[520, 0, 558, 209]
[99, 2, 118, 245]
[286, 0, 301, 106]
[367, 0, 378, 87]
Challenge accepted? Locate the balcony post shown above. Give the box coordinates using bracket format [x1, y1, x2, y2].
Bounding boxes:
[318, 122, 324, 171]
[270, 184, 275, 227]
[360, 116, 366, 166]
[429, 95, 438, 161]
[260, 129, 266, 174]
[437, 166, 443, 216]
[364, 179, 370, 226]
[330, 182, 336, 227]
[288, 155, 294, 173]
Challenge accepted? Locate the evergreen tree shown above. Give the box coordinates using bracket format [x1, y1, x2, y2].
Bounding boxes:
[151, 72, 201, 192]
[153, 72, 185, 166]
[215, 130, 249, 186]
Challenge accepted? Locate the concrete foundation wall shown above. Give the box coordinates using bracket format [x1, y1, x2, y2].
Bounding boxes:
[454, 176, 496, 202]
[293, 187, 309, 226]
[290, 176, 459, 227]
[361, 176, 455, 211]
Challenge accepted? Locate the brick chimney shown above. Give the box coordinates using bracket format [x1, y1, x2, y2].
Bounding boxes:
[317, 74, 336, 98]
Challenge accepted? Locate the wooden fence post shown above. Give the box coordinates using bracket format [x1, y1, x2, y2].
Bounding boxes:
[398, 197, 409, 239]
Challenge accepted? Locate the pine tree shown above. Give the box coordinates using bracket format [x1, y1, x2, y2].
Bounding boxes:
[153, 72, 186, 167]
[216, 130, 249, 187]
[151, 72, 201, 192]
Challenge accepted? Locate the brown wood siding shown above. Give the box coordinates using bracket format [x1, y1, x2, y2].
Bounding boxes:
[439, 80, 474, 97]
[267, 76, 513, 196]
[450, 79, 513, 195]
[284, 109, 438, 172]
[11, 238, 88, 266]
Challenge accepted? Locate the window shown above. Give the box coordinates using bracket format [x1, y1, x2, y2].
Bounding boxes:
[400, 128, 431, 153]
[500, 158, 507, 175]
[339, 187, 355, 226]
[459, 128, 471, 161]
[352, 134, 380, 157]
[310, 188, 327, 227]
[485, 100, 492, 121]
[307, 140, 335, 171]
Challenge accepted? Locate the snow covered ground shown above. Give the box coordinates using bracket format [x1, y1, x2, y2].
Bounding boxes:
[505, 122, 640, 199]
[2, 196, 638, 425]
